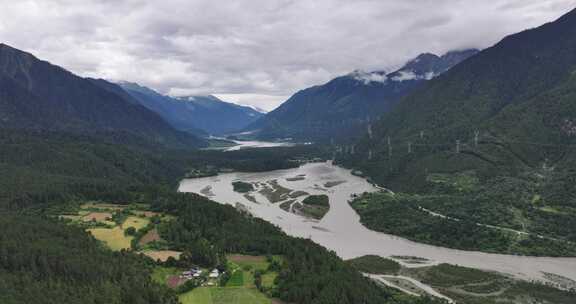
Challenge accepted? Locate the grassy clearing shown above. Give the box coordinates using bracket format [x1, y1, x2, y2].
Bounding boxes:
[226, 270, 245, 287]
[61, 203, 173, 253]
[212, 288, 271, 304]
[87, 227, 132, 251]
[262, 272, 277, 288]
[122, 216, 150, 231]
[86, 215, 151, 251]
[139, 228, 161, 245]
[80, 202, 128, 211]
[224, 255, 281, 296]
[228, 255, 269, 271]
[180, 287, 212, 304]
[141, 250, 182, 262]
[180, 287, 271, 304]
[227, 255, 269, 289]
[151, 266, 180, 285]
[82, 212, 113, 222]
[132, 210, 161, 218]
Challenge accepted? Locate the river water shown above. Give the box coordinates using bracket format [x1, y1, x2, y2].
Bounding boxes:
[225, 140, 295, 151]
[179, 161, 576, 284]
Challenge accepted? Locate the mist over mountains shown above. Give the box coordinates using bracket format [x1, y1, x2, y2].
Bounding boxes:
[245, 49, 478, 142]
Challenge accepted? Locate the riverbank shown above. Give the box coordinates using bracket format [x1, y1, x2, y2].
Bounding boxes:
[350, 191, 576, 257]
[351, 255, 576, 303]
[179, 162, 576, 286]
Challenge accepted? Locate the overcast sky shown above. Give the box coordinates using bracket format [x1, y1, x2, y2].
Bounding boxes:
[0, 0, 574, 111]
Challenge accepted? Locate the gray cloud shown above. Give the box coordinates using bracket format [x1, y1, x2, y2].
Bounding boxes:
[0, 0, 574, 110]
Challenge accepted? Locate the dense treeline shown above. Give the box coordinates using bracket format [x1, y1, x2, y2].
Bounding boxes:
[188, 144, 330, 173]
[145, 189, 443, 304]
[338, 9, 576, 257]
[0, 127, 437, 304]
[0, 128, 326, 209]
[0, 213, 177, 304]
[351, 191, 576, 256]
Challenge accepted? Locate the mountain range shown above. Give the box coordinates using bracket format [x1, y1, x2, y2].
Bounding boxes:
[246, 49, 478, 142]
[335, 7, 576, 256]
[0, 43, 204, 148]
[349, 7, 576, 189]
[118, 82, 264, 136]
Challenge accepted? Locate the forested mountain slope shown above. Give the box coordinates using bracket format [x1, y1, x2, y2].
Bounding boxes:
[0, 44, 204, 148]
[340, 8, 576, 256]
[0, 131, 440, 304]
[119, 82, 264, 135]
[348, 7, 576, 190]
[0, 213, 177, 304]
[246, 49, 477, 142]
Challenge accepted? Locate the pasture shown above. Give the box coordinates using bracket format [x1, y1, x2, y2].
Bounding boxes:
[141, 250, 182, 262]
[87, 227, 132, 251]
[122, 216, 150, 230]
[179, 287, 271, 304]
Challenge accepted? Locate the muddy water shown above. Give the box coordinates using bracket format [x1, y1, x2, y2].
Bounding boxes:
[224, 140, 295, 151]
[179, 162, 576, 283]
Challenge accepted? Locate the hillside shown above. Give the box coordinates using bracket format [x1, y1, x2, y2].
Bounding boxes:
[340, 8, 576, 255]
[0, 43, 204, 148]
[0, 128, 439, 304]
[246, 49, 478, 142]
[119, 82, 264, 135]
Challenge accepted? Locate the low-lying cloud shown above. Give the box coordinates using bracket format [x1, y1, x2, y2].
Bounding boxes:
[0, 0, 574, 110]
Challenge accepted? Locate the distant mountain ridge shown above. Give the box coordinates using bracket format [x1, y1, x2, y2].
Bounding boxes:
[119, 82, 264, 135]
[0, 43, 204, 148]
[346, 7, 576, 190]
[245, 49, 478, 142]
[336, 8, 576, 258]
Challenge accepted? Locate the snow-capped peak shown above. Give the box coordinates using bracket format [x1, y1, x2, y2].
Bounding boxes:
[349, 70, 388, 85]
[237, 103, 268, 114]
[390, 70, 437, 82]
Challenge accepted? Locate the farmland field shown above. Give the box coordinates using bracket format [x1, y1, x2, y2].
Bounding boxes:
[139, 228, 161, 245]
[262, 272, 277, 288]
[123, 216, 150, 230]
[82, 211, 113, 222]
[228, 255, 269, 270]
[151, 266, 180, 285]
[226, 270, 245, 287]
[228, 254, 272, 288]
[179, 287, 271, 304]
[141, 250, 182, 262]
[87, 226, 132, 251]
[80, 202, 128, 211]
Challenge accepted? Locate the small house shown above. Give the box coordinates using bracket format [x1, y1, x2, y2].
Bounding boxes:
[209, 269, 220, 278]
